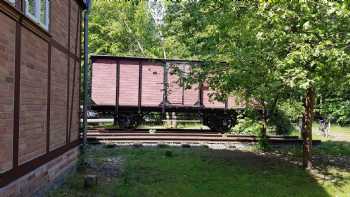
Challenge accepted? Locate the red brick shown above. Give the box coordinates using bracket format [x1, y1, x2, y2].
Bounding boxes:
[1, 0, 82, 194]
[0, 11, 15, 173]
[50, 47, 68, 151]
[51, 0, 69, 48]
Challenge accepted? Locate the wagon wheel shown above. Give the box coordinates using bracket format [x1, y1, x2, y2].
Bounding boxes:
[203, 112, 237, 133]
[118, 113, 143, 129]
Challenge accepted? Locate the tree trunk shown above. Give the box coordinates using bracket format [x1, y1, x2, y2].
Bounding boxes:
[302, 86, 316, 169]
[261, 108, 268, 137]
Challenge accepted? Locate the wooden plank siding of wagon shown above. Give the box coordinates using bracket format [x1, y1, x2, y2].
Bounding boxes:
[90, 56, 245, 115]
[120, 61, 139, 106]
[114, 60, 120, 124]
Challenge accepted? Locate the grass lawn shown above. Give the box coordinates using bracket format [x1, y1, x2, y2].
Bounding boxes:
[289, 122, 350, 141]
[49, 146, 350, 197]
[311, 123, 350, 141]
[287, 123, 350, 157]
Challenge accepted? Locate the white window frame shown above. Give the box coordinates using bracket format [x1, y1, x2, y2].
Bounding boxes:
[7, 0, 16, 5]
[24, 0, 50, 31]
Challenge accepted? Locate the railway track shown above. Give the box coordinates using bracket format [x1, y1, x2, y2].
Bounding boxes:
[87, 128, 321, 146]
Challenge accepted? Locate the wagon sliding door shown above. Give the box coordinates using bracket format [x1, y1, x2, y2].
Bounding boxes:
[202, 83, 226, 109]
[141, 62, 163, 107]
[118, 60, 164, 110]
[119, 61, 139, 107]
[167, 63, 199, 107]
[91, 59, 116, 106]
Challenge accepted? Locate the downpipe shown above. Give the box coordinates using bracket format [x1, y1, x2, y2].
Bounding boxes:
[82, 0, 91, 147]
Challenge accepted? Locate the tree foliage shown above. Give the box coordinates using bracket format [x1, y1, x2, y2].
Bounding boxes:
[89, 0, 191, 59]
[89, 0, 163, 57]
[164, 0, 350, 167]
[165, 1, 299, 136]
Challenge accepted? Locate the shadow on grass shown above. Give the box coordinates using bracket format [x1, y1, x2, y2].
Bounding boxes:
[48, 145, 336, 197]
[311, 140, 350, 189]
[270, 140, 350, 193]
[314, 140, 350, 157]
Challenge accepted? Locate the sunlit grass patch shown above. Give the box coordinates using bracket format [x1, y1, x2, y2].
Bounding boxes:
[49, 146, 350, 197]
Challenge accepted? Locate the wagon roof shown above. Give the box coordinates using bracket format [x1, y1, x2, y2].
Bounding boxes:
[90, 55, 206, 64]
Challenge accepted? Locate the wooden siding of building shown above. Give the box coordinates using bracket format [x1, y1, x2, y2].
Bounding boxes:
[0, 0, 84, 187]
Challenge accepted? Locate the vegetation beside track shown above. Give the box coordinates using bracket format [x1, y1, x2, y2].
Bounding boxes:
[49, 146, 350, 197]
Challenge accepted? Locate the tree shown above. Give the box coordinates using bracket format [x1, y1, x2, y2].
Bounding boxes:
[165, 1, 293, 138]
[166, 0, 350, 168]
[89, 0, 190, 59]
[257, 0, 350, 168]
[89, 0, 163, 57]
[317, 77, 350, 126]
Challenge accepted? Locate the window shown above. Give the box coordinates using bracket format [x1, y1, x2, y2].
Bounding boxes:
[7, 0, 16, 4]
[24, 0, 49, 30]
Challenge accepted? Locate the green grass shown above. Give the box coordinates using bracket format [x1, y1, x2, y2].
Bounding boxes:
[313, 123, 350, 156]
[315, 141, 350, 156]
[49, 146, 350, 197]
[287, 123, 350, 157]
[310, 123, 350, 156]
[312, 123, 350, 141]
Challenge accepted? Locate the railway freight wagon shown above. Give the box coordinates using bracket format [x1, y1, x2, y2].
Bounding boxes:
[0, 0, 86, 195]
[91, 55, 244, 131]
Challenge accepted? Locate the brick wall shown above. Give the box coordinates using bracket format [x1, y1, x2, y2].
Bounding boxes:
[50, 47, 68, 151]
[19, 28, 49, 164]
[69, 60, 81, 142]
[70, 0, 80, 54]
[0, 11, 15, 173]
[0, 0, 83, 192]
[68, 58, 79, 142]
[0, 147, 79, 197]
[51, 0, 69, 48]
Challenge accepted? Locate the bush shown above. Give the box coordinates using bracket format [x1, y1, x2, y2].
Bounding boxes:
[231, 114, 262, 135]
[257, 132, 270, 151]
[267, 100, 302, 135]
[232, 108, 295, 136]
[278, 100, 304, 123]
[268, 109, 295, 135]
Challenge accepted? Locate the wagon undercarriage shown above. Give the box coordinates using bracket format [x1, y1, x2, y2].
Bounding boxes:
[91, 105, 239, 132]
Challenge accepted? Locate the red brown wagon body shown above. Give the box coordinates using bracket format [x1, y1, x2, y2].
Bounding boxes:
[91, 55, 243, 131]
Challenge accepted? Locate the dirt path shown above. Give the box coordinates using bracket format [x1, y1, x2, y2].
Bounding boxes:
[330, 131, 350, 141]
[313, 127, 350, 142]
